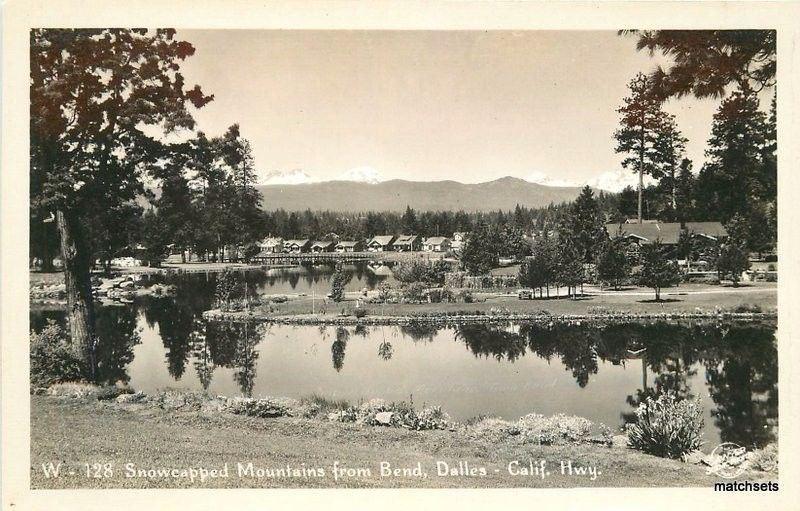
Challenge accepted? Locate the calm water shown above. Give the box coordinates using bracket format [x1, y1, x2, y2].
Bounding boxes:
[30, 267, 777, 449]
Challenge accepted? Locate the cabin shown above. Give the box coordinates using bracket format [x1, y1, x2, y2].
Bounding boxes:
[450, 232, 468, 252]
[423, 236, 451, 252]
[259, 237, 284, 254]
[367, 235, 396, 252]
[605, 221, 727, 261]
[311, 240, 336, 253]
[284, 239, 312, 253]
[335, 240, 365, 253]
[393, 235, 422, 252]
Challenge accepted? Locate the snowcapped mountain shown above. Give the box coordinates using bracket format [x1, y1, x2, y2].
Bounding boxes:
[524, 171, 581, 188]
[335, 166, 383, 184]
[260, 169, 313, 185]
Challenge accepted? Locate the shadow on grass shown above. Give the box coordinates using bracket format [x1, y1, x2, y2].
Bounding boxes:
[638, 298, 682, 303]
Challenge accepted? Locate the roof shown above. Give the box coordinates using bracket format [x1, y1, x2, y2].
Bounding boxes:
[312, 240, 335, 248]
[285, 239, 311, 246]
[336, 240, 363, 247]
[685, 222, 728, 239]
[394, 235, 419, 245]
[425, 236, 450, 245]
[261, 237, 283, 246]
[369, 235, 395, 245]
[605, 223, 682, 245]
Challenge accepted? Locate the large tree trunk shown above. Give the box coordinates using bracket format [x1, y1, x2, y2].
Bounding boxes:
[638, 166, 644, 224]
[56, 209, 97, 379]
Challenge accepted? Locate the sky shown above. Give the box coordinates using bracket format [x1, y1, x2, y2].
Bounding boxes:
[177, 30, 729, 191]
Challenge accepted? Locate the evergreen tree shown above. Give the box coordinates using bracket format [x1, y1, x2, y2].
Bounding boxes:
[614, 73, 669, 223]
[639, 241, 681, 301]
[674, 158, 695, 223]
[460, 221, 499, 275]
[653, 113, 688, 216]
[401, 205, 419, 234]
[717, 242, 751, 287]
[30, 29, 212, 371]
[563, 186, 607, 263]
[700, 87, 768, 222]
[625, 30, 775, 100]
[596, 238, 631, 290]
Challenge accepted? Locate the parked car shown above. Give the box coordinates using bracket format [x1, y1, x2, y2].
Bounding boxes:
[517, 288, 533, 300]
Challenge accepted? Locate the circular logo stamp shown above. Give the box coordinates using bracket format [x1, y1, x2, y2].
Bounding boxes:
[706, 442, 748, 479]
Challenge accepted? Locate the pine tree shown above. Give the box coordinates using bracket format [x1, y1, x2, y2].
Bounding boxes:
[614, 73, 669, 223]
[639, 241, 681, 301]
[701, 87, 768, 222]
[596, 238, 631, 290]
[653, 113, 688, 215]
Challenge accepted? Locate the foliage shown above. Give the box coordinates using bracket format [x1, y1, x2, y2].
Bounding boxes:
[596, 238, 631, 289]
[215, 270, 243, 311]
[141, 209, 171, 267]
[717, 242, 752, 286]
[402, 282, 428, 303]
[561, 186, 607, 263]
[30, 28, 212, 369]
[353, 308, 367, 318]
[625, 30, 775, 99]
[394, 258, 451, 285]
[30, 320, 86, 386]
[626, 392, 704, 459]
[639, 241, 681, 300]
[614, 73, 673, 222]
[329, 265, 352, 302]
[460, 221, 499, 275]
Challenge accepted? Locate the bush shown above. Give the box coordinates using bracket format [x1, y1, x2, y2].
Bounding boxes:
[428, 286, 455, 303]
[733, 303, 762, 313]
[30, 321, 86, 387]
[402, 282, 428, 303]
[626, 393, 704, 459]
[215, 270, 243, 311]
[457, 289, 474, 303]
[353, 308, 367, 318]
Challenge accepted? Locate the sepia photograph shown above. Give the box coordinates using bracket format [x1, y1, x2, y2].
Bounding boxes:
[2, 1, 799, 509]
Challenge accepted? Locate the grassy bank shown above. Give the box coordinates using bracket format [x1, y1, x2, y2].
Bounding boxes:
[30, 393, 774, 489]
[210, 282, 777, 323]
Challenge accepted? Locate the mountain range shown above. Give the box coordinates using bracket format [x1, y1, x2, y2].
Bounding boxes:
[256, 176, 587, 212]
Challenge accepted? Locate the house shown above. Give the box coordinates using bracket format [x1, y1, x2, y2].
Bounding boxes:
[259, 237, 284, 254]
[393, 235, 422, 252]
[311, 240, 336, 253]
[423, 236, 451, 252]
[604, 222, 682, 246]
[685, 222, 728, 242]
[335, 240, 365, 253]
[451, 232, 468, 251]
[284, 239, 311, 253]
[606, 221, 728, 261]
[367, 235, 396, 252]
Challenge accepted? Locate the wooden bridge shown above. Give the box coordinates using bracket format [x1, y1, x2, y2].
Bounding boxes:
[251, 251, 377, 265]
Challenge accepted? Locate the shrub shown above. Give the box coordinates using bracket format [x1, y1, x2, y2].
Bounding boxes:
[428, 286, 455, 303]
[402, 282, 428, 303]
[457, 289, 474, 303]
[376, 281, 393, 302]
[30, 321, 86, 387]
[215, 270, 243, 311]
[626, 393, 704, 459]
[353, 308, 367, 318]
[733, 303, 762, 313]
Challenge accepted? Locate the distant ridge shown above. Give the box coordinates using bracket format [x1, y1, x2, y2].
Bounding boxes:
[256, 176, 585, 212]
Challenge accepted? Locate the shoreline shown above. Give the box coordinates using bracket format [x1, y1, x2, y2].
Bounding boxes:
[202, 308, 777, 326]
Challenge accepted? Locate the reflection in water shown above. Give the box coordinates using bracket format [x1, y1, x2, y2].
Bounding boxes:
[331, 327, 350, 373]
[29, 269, 777, 448]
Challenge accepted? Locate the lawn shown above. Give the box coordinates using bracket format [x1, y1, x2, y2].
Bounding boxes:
[29, 395, 768, 489]
[246, 281, 777, 320]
